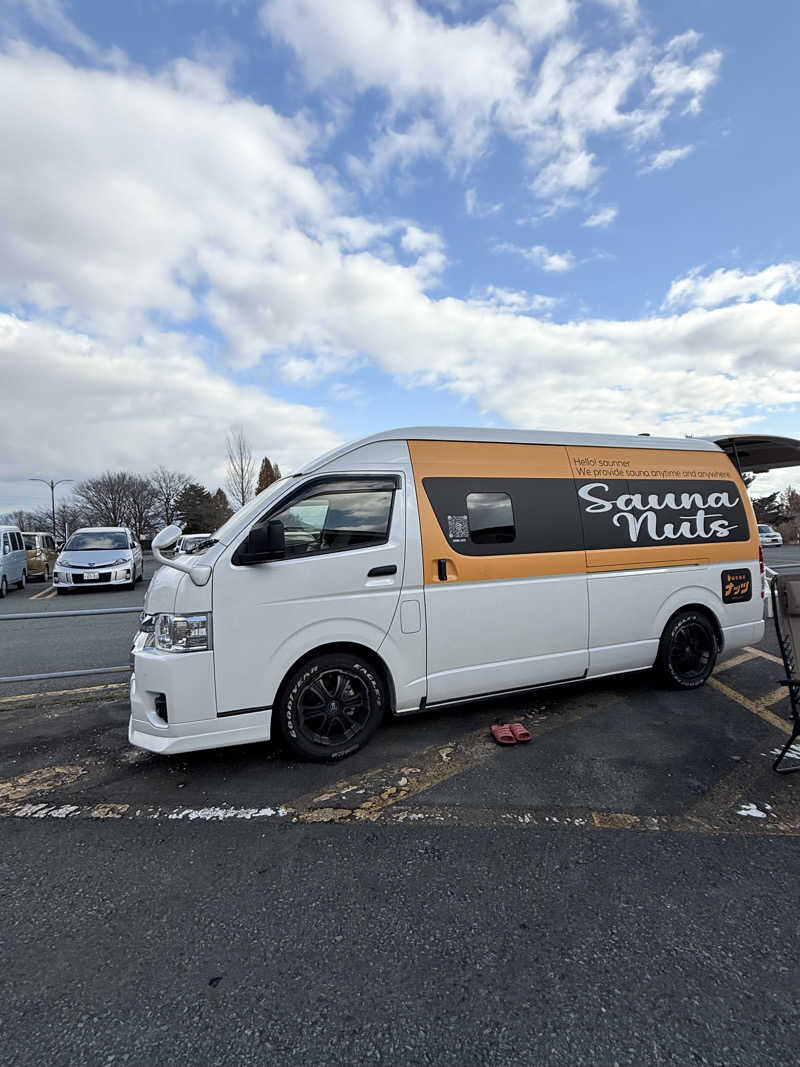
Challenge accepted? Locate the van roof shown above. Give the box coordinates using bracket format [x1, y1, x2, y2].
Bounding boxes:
[302, 426, 721, 474]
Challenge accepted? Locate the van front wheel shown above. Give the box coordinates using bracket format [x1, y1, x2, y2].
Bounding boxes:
[656, 610, 718, 689]
[278, 653, 385, 762]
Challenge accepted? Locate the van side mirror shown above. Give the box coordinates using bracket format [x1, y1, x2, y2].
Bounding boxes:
[237, 520, 285, 565]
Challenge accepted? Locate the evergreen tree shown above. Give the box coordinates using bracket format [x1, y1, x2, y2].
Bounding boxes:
[256, 456, 281, 494]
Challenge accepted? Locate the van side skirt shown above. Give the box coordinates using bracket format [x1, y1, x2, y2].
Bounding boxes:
[217, 705, 272, 718]
[410, 670, 589, 714]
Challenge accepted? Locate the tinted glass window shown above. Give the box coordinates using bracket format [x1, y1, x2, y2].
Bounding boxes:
[23, 534, 36, 550]
[467, 492, 515, 544]
[12, 532, 22, 551]
[47, 537, 55, 551]
[423, 477, 584, 557]
[65, 531, 129, 550]
[2, 533, 9, 554]
[268, 485, 395, 558]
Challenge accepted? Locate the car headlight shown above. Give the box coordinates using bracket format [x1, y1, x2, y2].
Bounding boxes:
[154, 613, 212, 653]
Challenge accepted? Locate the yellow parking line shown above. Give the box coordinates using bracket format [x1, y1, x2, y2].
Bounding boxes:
[28, 586, 50, 600]
[0, 763, 89, 803]
[744, 645, 783, 666]
[42, 588, 57, 599]
[713, 650, 757, 674]
[0, 680, 128, 706]
[708, 676, 791, 735]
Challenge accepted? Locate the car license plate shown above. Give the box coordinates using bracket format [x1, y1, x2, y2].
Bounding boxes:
[84, 571, 100, 580]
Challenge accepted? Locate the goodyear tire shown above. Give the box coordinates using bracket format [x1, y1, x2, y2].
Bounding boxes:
[0, 576, 6, 598]
[656, 610, 718, 689]
[17, 570, 25, 590]
[277, 652, 385, 762]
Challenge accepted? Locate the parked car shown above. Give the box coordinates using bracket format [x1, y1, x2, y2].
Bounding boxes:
[0, 524, 27, 598]
[758, 523, 783, 547]
[23, 531, 59, 582]
[53, 526, 144, 594]
[130, 427, 795, 761]
[175, 533, 211, 554]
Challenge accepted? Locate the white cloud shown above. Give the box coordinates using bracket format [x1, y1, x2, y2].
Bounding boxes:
[261, 0, 722, 204]
[642, 144, 694, 172]
[468, 286, 559, 314]
[2, 40, 799, 510]
[0, 314, 340, 509]
[496, 242, 576, 272]
[650, 31, 722, 116]
[465, 187, 502, 218]
[583, 205, 618, 228]
[664, 263, 800, 310]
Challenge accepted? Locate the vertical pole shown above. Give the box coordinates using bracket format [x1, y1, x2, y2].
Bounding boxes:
[50, 480, 56, 538]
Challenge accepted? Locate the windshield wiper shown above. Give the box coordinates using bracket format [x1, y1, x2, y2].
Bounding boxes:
[185, 537, 218, 555]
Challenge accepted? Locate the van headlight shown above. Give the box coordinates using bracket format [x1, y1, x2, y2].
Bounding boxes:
[154, 613, 212, 653]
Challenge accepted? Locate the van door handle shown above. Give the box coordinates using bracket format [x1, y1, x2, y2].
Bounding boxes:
[437, 559, 448, 581]
[368, 565, 397, 577]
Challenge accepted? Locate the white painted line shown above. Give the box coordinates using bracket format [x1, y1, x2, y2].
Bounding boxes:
[166, 805, 290, 821]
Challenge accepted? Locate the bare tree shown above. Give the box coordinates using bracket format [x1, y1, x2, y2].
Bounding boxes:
[225, 427, 256, 509]
[150, 466, 190, 528]
[125, 475, 157, 539]
[74, 472, 131, 527]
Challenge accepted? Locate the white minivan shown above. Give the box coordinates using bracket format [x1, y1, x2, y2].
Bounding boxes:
[0, 525, 27, 598]
[130, 427, 800, 762]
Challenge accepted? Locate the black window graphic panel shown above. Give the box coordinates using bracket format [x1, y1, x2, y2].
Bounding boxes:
[466, 492, 515, 544]
[576, 479, 750, 550]
[423, 477, 584, 557]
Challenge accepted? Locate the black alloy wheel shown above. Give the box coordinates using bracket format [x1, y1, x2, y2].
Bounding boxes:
[279, 652, 385, 761]
[657, 610, 718, 689]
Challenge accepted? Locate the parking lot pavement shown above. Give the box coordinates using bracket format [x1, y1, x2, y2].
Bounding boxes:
[0, 554, 156, 698]
[2, 550, 800, 1065]
[6, 623, 800, 1062]
[2, 627, 799, 1065]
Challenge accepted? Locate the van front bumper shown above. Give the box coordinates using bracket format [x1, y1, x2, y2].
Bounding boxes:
[129, 648, 270, 755]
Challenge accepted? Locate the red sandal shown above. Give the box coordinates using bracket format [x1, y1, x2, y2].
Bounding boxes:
[491, 724, 517, 745]
[508, 723, 531, 743]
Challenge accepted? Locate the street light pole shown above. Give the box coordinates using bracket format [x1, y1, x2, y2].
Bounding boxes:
[29, 478, 74, 538]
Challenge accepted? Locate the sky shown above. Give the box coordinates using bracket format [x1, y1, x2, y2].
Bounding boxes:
[1, 0, 799, 515]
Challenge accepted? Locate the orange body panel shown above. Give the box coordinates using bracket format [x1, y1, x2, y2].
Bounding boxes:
[409, 439, 759, 585]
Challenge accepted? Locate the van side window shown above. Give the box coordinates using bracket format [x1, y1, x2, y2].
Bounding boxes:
[265, 480, 396, 558]
[466, 492, 515, 544]
[1, 533, 9, 554]
[12, 532, 22, 551]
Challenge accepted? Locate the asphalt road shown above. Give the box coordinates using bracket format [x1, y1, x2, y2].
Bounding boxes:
[1, 619, 799, 1065]
[0, 555, 154, 697]
[0, 547, 797, 701]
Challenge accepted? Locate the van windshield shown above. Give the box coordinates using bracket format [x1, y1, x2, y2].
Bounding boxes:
[65, 532, 129, 550]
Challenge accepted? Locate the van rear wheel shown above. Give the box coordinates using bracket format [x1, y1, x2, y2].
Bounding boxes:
[277, 652, 385, 762]
[656, 610, 718, 689]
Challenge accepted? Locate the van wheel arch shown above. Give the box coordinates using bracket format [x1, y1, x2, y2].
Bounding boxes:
[672, 603, 723, 652]
[274, 643, 396, 719]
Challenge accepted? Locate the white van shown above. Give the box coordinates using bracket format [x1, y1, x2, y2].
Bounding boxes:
[0, 525, 27, 598]
[129, 428, 800, 761]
